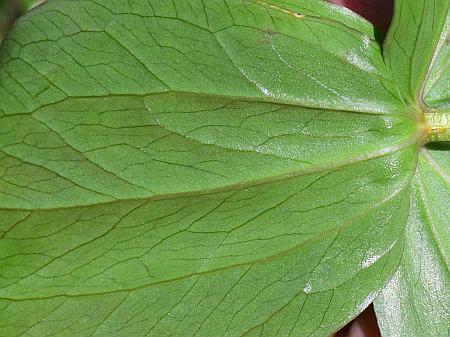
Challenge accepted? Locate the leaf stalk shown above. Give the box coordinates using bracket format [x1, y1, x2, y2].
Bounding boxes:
[423, 112, 450, 142]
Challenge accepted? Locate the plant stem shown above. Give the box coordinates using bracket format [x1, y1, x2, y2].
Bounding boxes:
[423, 112, 450, 143]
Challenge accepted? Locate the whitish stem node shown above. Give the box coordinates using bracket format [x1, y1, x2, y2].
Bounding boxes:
[423, 112, 450, 143]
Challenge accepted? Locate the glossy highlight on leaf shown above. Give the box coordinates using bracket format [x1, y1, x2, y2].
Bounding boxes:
[0, 1, 448, 337]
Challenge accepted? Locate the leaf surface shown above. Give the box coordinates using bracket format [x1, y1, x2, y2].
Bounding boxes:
[374, 1, 450, 336]
[375, 147, 450, 337]
[383, 0, 449, 106]
[422, 11, 450, 111]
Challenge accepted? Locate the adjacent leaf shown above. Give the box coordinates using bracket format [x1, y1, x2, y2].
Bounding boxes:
[374, 1, 450, 336]
[375, 147, 450, 337]
[383, 0, 449, 106]
[422, 11, 450, 111]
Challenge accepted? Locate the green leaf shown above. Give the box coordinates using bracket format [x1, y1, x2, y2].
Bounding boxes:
[422, 11, 450, 111]
[383, 0, 449, 106]
[0, 1, 448, 337]
[374, 1, 450, 336]
[375, 146, 450, 337]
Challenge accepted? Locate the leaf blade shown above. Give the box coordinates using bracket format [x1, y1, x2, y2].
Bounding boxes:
[383, 0, 449, 107]
[0, 1, 421, 336]
[422, 11, 450, 111]
[374, 153, 450, 337]
[0, 148, 415, 337]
